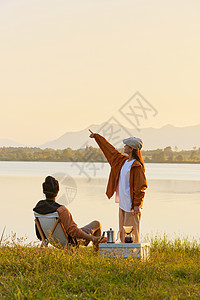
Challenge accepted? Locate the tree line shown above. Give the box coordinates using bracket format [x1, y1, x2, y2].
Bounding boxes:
[0, 146, 200, 163]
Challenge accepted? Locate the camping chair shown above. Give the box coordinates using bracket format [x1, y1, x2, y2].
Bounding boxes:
[34, 212, 70, 251]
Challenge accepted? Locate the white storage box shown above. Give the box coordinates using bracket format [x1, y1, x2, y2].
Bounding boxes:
[99, 243, 150, 260]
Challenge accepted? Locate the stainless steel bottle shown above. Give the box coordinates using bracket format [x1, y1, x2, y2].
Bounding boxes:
[106, 228, 115, 243]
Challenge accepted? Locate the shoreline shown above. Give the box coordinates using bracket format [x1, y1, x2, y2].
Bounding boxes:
[0, 160, 200, 164]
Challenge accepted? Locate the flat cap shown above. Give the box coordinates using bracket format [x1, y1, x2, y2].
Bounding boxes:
[123, 137, 143, 150]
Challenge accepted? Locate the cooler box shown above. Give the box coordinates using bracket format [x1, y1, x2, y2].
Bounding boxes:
[99, 242, 150, 260]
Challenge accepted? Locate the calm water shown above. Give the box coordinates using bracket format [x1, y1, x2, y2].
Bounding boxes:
[0, 161, 200, 180]
[0, 162, 200, 242]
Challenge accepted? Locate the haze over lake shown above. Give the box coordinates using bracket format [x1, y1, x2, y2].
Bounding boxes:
[0, 162, 200, 243]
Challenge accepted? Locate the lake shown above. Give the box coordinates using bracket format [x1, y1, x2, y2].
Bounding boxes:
[0, 162, 200, 243]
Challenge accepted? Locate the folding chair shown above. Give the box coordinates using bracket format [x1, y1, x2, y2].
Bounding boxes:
[34, 212, 69, 251]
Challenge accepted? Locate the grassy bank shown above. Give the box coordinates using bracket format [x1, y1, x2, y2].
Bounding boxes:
[0, 236, 200, 299]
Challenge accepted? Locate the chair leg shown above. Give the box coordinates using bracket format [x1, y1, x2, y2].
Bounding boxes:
[47, 218, 60, 241]
[46, 218, 65, 248]
[63, 242, 68, 252]
[40, 239, 49, 248]
[35, 218, 49, 248]
[60, 221, 70, 251]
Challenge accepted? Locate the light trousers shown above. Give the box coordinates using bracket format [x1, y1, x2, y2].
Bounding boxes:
[81, 220, 102, 237]
[119, 207, 141, 243]
[80, 220, 102, 251]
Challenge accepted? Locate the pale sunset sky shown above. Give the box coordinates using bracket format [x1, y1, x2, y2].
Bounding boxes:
[0, 0, 200, 144]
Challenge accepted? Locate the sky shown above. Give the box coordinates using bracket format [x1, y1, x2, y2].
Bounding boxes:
[0, 0, 200, 145]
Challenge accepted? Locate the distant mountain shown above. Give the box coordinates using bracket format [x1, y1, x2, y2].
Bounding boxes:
[0, 139, 25, 147]
[39, 123, 200, 150]
[39, 124, 101, 150]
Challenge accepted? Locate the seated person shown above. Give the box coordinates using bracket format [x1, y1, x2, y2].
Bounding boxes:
[33, 176, 102, 250]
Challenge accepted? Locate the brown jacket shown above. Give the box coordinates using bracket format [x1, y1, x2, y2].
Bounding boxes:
[94, 134, 147, 209]
[57, 206, 85, 239]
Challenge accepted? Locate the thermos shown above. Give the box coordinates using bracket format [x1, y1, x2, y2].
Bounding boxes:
[103, 228, 115, 243]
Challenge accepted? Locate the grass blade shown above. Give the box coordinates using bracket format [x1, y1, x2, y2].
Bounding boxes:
[0, 226, 6, 246]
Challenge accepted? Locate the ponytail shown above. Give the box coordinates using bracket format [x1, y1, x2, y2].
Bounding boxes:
[132, 149, 145, 171]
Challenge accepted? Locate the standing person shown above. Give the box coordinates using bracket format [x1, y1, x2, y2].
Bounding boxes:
[89, 130, 147, 243]
[33, 176, 102, 250]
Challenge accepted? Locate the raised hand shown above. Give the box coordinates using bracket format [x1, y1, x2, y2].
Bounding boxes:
[89, 129, 95, 138]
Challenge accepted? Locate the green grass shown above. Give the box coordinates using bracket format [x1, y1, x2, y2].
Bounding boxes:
[0, 235, 200, 299]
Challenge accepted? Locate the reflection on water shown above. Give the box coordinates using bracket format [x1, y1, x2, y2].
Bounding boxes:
[0, 174, 199, 243]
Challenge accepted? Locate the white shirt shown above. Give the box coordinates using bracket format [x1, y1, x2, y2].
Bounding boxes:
[115, 159, 135, 212]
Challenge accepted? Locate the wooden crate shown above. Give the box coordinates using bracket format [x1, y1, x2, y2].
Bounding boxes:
[99, 243, 150, 260]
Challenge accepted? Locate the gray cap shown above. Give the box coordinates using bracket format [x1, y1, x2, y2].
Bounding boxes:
[123, 137, 143, 150]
